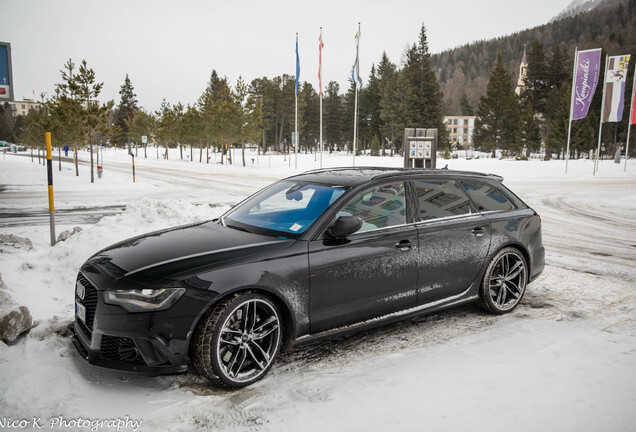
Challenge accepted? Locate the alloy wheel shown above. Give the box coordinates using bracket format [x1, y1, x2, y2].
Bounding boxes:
[216, 299, 281, 383]
[487, 251, 527, 311]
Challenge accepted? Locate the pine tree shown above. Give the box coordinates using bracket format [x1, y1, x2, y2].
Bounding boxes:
[126, 110, 156, 158]
[74, 60, 114, 182]
[48, 59, 84, 170]
[396, 25, 448, 148]
[474, 52, 520, 157]
[545, 83, 570, 159]
[47, 59, 112, 180]
[546, 44, 570, 90]
[370, 135, 381, 156]
[114, 74, 139, 147]
[20, 104, 50, 149]
[198, 70, 236, 156]
[249, 77, 277, 153]
[343, 78, 362, 152]
[377, 52, 399, 154]
[363, 64, 382, 146]
[522, 39, 548, 114]
[323, 81, 343, 150]
[0, 102, 15, 142]
[156, 99, 177, 159]
[234, 76, 261, 166]
[518, 102, 542, 157]
[300, 82, 319, 151]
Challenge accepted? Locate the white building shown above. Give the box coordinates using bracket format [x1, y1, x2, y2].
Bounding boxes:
[444, 116, 476, 148]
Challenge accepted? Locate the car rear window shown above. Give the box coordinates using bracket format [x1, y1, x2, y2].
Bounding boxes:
[412, 179, 471, 221]
[460, 180, 515, 212]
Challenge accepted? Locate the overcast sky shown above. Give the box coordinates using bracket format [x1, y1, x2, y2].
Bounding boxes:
[1, 0, 573, 111]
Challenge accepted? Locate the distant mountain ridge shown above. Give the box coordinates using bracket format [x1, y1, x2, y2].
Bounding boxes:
[551, 0, 624, 21]
[432, 0, 636, 115]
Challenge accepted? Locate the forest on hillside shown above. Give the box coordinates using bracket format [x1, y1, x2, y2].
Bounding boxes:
[435, 0, 636, 115]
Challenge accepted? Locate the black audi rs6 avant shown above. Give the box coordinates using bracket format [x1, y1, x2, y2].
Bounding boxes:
[70, 167, 544, 388]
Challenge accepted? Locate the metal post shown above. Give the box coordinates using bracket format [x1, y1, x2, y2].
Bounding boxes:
[594, 55, 609, 176]
[353, 84, 359, 166]
[565, 47, 578, 174]
[625, 70, 636, 172]
[45, 132, 56, 246]
[74, 147, 78, 176]
[295, 32, 299, 170]
[319, 27, 323, 169]
[131, 153, 136, 183]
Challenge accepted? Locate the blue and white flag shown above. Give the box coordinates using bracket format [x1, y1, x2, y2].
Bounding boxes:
[351, 28, 362, 88]
[295, 34, 300, 96]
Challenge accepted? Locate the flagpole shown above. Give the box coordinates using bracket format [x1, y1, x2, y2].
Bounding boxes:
[594, 54, 609, 176]
[352, 23, 360, 167]
[565, 47, 578, 174]
[319, 27, 323, 169]
[295, 33, 299, 170]
[353, 84, 359, 167]
[295, 86, 298, 170]
[625, 69, 636, 173]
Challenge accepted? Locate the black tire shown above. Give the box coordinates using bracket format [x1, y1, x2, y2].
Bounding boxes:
[478, 247, 528, 314]
[192, 292, 282, 388]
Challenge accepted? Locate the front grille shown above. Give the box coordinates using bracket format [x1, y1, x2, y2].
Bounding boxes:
[100, 335, 146, 365]
[76, 273, 98, 333]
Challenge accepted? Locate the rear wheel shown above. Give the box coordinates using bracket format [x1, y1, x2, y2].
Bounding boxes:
[478, 247, 528, 314]
[192, 292, 282, 388]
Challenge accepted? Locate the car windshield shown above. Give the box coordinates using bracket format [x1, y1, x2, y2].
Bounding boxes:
[222, 180, 348, 238]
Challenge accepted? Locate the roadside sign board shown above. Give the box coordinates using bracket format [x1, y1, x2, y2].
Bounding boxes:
[0, 42, 14, 101]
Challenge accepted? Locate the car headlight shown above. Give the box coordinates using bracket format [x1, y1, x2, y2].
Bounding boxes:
[103, 288, 186, 312]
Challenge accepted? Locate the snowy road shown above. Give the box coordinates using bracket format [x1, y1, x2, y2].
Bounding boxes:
[0, 152, 635, 432]
[511, 180, 636, 280]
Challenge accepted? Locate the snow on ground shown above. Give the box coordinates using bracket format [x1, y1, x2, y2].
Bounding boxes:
[0, 150, 635, 432]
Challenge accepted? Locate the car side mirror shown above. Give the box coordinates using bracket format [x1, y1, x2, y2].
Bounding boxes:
[327, 216, 363, 239]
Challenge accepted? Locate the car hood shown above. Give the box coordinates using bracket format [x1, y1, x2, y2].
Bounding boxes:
[81, 220, 294, 283]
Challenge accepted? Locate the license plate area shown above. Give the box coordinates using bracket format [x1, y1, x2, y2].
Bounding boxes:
[76, 302, 86, 324]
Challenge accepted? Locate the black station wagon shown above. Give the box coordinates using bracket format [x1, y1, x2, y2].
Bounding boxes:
[70, 167, 544, 388]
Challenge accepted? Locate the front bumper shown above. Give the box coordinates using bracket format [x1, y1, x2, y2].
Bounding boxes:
[69, 272, 212, 376]
[69, 320, 189, 375]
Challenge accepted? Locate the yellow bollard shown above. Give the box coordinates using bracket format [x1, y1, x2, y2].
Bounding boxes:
[45, 132, 56, 246]
[130, 151, 136, 183]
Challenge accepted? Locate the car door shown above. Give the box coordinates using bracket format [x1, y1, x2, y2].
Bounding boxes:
[308, 181, 419, 334]
[411, 178, 491, 305]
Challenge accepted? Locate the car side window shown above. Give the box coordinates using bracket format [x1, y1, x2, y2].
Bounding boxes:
[413, 179, 471, 221]
[460, 180, 516, 212]
[336, 182, 406, 232]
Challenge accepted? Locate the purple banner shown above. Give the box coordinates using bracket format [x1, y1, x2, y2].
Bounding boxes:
[572, 48, 602, 120]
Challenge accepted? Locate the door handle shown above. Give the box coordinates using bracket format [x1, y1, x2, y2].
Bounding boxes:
[471, 227, 486, 237]
[395, 240, 414, 250]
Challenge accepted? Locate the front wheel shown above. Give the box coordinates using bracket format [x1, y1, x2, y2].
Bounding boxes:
[478, 247, 528, 314]
[192, 292, 282, 388]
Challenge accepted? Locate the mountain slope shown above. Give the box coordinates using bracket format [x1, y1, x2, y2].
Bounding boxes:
[433, 0, 636, 115]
